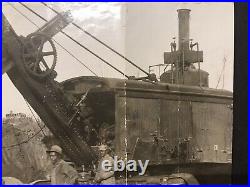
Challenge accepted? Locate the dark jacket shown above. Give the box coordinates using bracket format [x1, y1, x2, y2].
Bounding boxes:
[48, 160, 78, 184]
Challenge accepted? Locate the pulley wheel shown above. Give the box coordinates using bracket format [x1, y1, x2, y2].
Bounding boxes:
[22, 33, 57, 79]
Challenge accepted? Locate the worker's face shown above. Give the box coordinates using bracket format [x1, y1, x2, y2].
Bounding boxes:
[49, 152, 59, 164]
[100, 150, 106, 157]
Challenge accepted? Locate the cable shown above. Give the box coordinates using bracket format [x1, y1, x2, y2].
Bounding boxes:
[216, 56, 226, 89]
[19, 2, 129, 78]
[41, 2, 150, 76]
[60, 30, 128, 78]
[19, 2, 46, 22]
[2, 125, 46, 149]
[3, 4, 98, 148]
[3, 6, 46, 139]
[24, 99, 46, 136]
[8, 3, 97, 76]
[8, 3, 38, 27]
[54, 38, 98, 76]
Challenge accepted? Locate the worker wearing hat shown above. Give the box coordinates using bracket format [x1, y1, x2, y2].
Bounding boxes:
[94, 144, 115, 184]
[46, 145, 78, 184]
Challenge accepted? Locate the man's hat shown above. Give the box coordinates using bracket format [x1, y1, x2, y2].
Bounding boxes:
[99, 144, 108, 151]
[46, 145, 62, 155]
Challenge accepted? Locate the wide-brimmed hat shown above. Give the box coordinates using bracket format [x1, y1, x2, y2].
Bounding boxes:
[46, 145, 62, 155]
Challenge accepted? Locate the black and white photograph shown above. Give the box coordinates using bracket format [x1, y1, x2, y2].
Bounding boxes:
[2, 2, 237, 184]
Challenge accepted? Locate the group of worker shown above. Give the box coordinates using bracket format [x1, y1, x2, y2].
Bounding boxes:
[46, 144, 115, 184]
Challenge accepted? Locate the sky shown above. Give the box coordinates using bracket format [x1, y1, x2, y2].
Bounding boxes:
[2, 2, 234, 116]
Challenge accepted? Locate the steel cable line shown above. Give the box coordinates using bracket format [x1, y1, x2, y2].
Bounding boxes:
[2, 125, 46, 149]
[4, 3, 47, 139]
[19, 2, 129, 79]
[41, 2, 150, 77]
[2, 99, 46, 149]
[8, 3, 97, 76]
[216, 56, 227, 89]
[25, 99, 46, 136]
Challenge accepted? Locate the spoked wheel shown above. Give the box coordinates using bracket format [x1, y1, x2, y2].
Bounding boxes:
[22, 33, 57, 79]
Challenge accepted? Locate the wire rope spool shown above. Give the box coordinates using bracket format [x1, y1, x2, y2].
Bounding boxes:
[22, 32, 57, 79]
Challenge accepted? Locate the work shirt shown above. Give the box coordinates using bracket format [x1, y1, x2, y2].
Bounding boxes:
[48, 160, 78, 184]
[95, 154, 115, 184]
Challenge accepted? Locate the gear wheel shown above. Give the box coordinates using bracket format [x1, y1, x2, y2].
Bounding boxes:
[22, 32, 57, 79]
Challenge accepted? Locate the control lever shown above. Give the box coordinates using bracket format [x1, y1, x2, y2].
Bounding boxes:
[68, 89, 90, 127]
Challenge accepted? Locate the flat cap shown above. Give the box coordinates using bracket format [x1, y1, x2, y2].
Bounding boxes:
[46, 145, 62, 155]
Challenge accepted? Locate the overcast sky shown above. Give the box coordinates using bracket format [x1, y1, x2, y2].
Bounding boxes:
[2, 2, 234, 116]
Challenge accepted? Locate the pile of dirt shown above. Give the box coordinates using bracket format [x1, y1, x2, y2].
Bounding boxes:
[2, 116, 51, 183]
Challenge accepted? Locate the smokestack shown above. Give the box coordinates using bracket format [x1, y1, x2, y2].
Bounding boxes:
[177, 9, 191, 51]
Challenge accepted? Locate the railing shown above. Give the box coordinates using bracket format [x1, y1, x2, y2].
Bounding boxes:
[148, 64, 170, 80]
